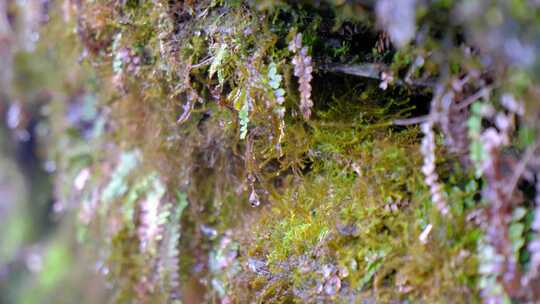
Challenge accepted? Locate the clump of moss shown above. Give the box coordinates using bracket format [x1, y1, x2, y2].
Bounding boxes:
[225, 121, 481, 302]
[15, 0, 533, 302]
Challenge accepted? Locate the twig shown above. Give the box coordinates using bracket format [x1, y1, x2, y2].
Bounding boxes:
[457, 86, 494, 110]
[191, 56, 212, 69]
[393, 115, 429, 126]
[319, 63, 435, 88]
[321, 63, 383, 79]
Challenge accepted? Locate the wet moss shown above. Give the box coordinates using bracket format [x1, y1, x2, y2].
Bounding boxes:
[17, 0, 493, 302]
[227, 119, 481, 302]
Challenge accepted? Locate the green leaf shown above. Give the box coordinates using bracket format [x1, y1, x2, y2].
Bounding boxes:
[231, 87, 246, 111]
[358, 258, 383, 289]
[269, 79, 280, 89]
[175, 191, 189, 216]
[518, 126, 536, 148]
[209, 44, 227, 80]
[512, 207, 527, 221]
[113, 54, 123, 73]
[268, 63, 277, 77]
[470, 101, 483, 116]
[470, 141, 485, 164]
[267, 62, 282, 89]
[467, 115, 482, 137]
[509, 222, 525, 254]
[239, 99, 249, 140]
[101, 151, 140, 203]
[465, 180, 478, 192]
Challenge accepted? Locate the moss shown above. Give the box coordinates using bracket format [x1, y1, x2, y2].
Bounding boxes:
[226, 121, 481, 302]
[76, 1, 480, 300]
[8, 0, 509, 302]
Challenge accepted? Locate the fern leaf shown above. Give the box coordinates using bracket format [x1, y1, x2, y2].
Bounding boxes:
[239, 98, 249, 140]
[289, 34, 313, 120]
[159, 192, 188, 301]
[209, 44, 227, 82]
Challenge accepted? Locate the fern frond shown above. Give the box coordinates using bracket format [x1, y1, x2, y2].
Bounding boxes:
[138, 176, 167, 254]
[420, 121, 449, 215]
[289, 33, 313, 120]
[158, 192, 188, 301]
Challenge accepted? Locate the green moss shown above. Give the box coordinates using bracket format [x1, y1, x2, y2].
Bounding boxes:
[227, 119, 481, 302]
[13, 0, 503, 302]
